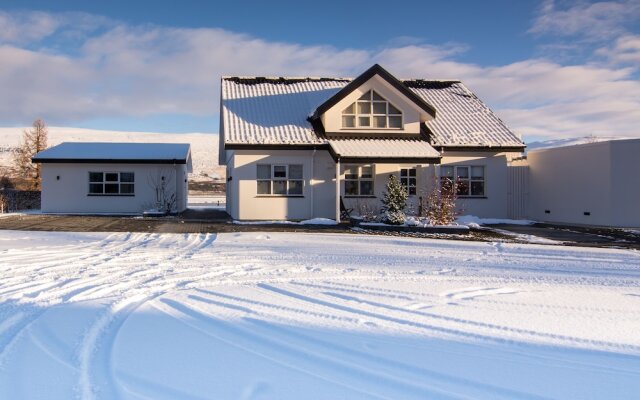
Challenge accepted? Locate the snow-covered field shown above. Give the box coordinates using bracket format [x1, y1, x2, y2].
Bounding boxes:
[1, 231, 639, 399]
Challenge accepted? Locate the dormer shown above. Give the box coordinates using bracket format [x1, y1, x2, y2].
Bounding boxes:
[310, 64, 436, 138]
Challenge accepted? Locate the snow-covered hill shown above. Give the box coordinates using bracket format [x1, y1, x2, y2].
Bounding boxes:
[526, 135, 632, 152]
[0, 127, 223, 180]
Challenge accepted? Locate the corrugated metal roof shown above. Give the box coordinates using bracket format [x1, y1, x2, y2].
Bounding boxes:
[329, 138, 440, 159]
[406, 80, 523, 148]
[221, 75, 524, 149]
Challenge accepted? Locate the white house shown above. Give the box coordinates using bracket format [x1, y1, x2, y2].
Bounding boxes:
[526, 139, 640, 228]
[32, 142, 192, 214]
[219, 64, 525, 221]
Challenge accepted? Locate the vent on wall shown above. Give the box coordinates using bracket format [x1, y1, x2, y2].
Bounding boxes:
[544, 210, 550, 214]
[584, 212, 591, 216]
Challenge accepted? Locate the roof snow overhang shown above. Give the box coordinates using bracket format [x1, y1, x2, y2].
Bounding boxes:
[309, 64, 437, 121]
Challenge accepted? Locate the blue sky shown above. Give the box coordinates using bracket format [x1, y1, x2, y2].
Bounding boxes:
[0, 0, 638, 141]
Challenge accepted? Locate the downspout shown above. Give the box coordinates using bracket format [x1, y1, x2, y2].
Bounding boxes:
[335, 157, 341, 223]
[310, 148, 316, 219]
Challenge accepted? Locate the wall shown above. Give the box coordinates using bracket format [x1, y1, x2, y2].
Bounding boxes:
[528, 142, 614, 226]
[41, 163, 188, 214]
[439, 151, 517, 219]
[228, 149, 519, 221]
[610, 140, 640, 227]
[228, 149, 335, 220]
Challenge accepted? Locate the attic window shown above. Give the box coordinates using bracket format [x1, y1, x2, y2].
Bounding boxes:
[341, 90, 402, 129]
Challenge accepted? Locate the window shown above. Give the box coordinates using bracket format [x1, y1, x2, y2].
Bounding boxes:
[440, 166, 485, 197]
[344, 165, 374, 196]
[89, 172, 135, 195]
[400, 168, 417, 195]
[256, 164, 304, 196]
[341, 90, 402, 129]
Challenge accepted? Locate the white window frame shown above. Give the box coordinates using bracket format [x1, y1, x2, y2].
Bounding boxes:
[256, 164, 304, 196]
[341, 90, 403, 129]
[440, 165, 485, 197]
[344, 165, 375, 197]
[88, 171, 135, 196]
[400, 168, 417, 196]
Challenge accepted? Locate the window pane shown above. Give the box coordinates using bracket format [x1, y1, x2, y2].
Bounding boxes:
[471, 166, 484, 179]
[373, 116, 386, 128]
[342, 103, 355, 114]
[288, 180, 303, 195]
[289, 164, 303, 179]
[273, 180, 287, 195]
[457, 167, 469, 179]
[357, 102, 371, 114]
[360, 166, 373, 179]
[120, 172, 134, 183]
[105, 183, 119, 194]
[388, 116, 402, 128]
[401, 177, 408, 186]
[89, 172, 103, 183]
[358, 116, 370, 127]
[345, 181, 358, 196]
[257, 180, 271, 194]
[409, 185, 417, 196]
[360, 180, 374, 196]
[342, 116, 355, 128]
[400, 168, 408, 177]
[372, 102, 386, 114]
[456, 180, 469, 196]
[345, 166, 358, 180]
[441, 166, 454, 177]
[388, 104, 401, 115]
[409, 169, 416, 177]
[257, 164, 271, 179]
[89, 183, 103, 194]
[273, 165, 287, 178]
[471, 181, 485, 196]
[105, 173, 118, 182]
[358, 90, 371, 100]
[372, 91, 385, 101]
[120, 183, 135, 194]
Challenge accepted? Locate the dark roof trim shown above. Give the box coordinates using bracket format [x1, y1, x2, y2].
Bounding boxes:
[436, 146, 526, 152]
[310, 64, 437, 120]
[32, 158, 188, 164]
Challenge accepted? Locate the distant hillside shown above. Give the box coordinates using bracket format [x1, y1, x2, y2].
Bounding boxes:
[0, 127, 223, 180]
[526, 136, 632, 152]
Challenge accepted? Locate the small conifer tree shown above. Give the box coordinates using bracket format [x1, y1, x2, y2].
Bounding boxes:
[381, 174, 408, 225]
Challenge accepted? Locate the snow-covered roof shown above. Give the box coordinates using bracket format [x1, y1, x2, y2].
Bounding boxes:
[32, 142, 192, 165]
[221, 73, 524, 149]
[329, 138, 440, 160]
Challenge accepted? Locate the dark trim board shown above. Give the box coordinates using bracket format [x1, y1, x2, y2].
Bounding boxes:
[310, 64, 437, 120]
[436, 146, 526, 153]
[32, 158, 188, 164]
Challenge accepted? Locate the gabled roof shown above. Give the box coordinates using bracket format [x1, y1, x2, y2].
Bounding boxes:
[220, 66, 525, 150]
[328, 138, 440, 162]
[310, 64, 437, 120]
[32, 142, 192, 165]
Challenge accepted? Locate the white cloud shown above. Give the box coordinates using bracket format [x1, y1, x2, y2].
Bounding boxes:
[0, 10, 638, 142]
[529, 0, 640, 40]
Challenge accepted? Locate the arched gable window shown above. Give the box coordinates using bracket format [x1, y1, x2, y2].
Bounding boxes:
[341, 90, 403, 129]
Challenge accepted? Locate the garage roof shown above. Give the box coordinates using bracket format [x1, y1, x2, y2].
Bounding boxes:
[32, 142, 192, 165]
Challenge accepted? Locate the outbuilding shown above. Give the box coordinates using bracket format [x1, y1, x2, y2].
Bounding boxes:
[32, 142, 192, 214]
[527, 139, 640, 228]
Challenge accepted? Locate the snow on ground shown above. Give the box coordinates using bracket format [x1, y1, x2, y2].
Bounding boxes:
[1, 231, 640, 399]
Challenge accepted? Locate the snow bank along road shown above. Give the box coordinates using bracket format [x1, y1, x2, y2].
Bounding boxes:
[0, 231, 639, 399]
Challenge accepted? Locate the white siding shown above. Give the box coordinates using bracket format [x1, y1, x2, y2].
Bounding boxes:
[41, 163, 188, 214]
